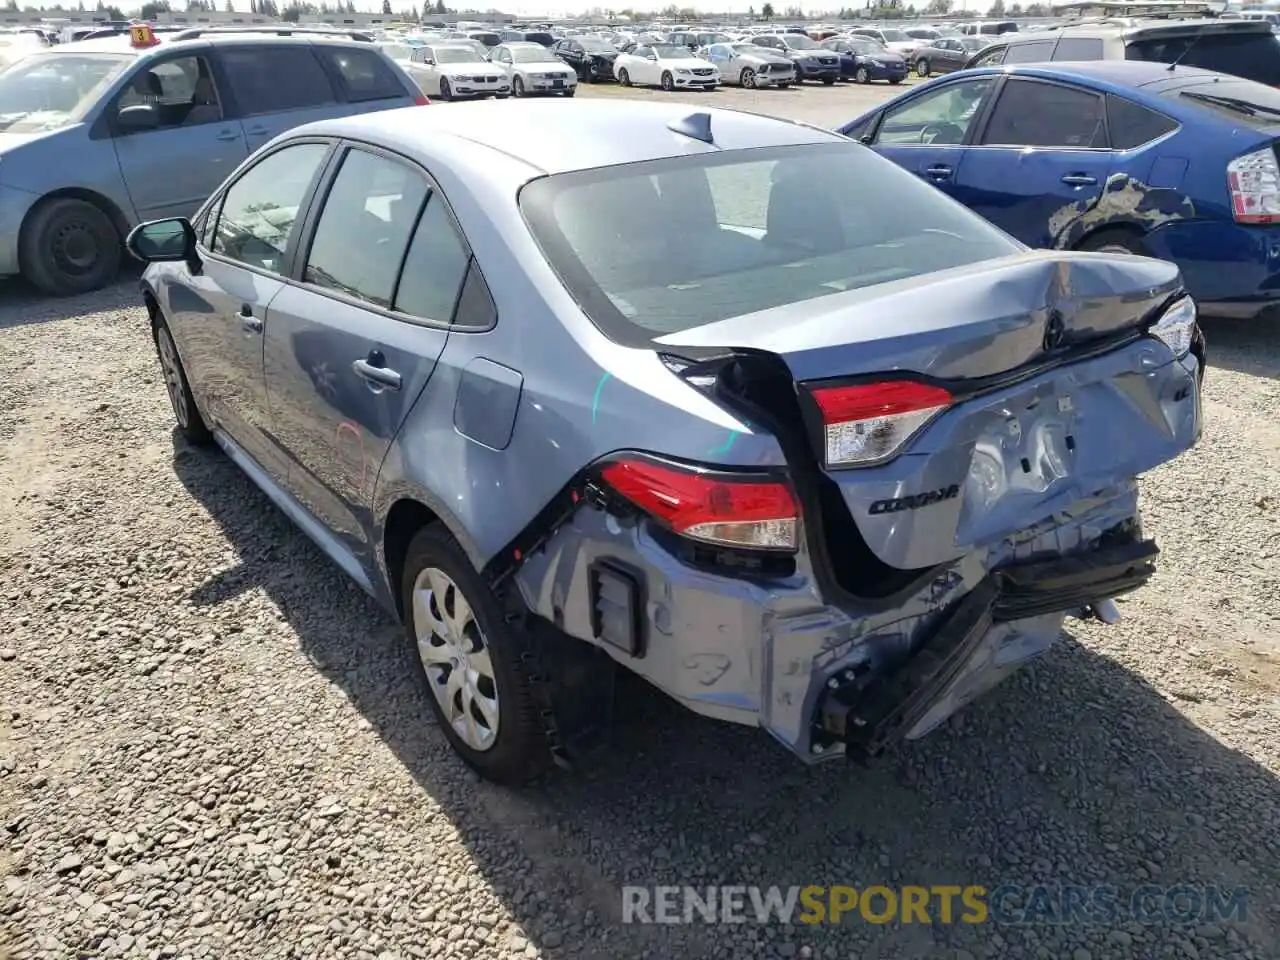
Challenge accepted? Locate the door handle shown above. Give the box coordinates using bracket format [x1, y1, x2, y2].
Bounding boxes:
[925, 164, 953, 180]
[1061, 173, 1098, 186]
[352, 356, 402, 392]
[215, 129, 240, 142]
[239, 305, 262, 334]
[245, 125, 269, 137]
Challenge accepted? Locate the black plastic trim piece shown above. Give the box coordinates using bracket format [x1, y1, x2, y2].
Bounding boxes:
[588, 559, 646, 658]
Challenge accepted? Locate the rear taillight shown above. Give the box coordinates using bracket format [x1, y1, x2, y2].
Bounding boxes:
[414, 95, 432, 105]
[809, 380, 952, 468]
[599, 456, 799, 551]
[1227, 146, 1280, 223]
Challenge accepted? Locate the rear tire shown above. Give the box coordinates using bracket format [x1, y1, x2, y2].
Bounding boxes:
[20, 197, 121, 297]
[854, 66, 871, 84]
[402, 525, 552, 786]
[916, 59, 931, 78]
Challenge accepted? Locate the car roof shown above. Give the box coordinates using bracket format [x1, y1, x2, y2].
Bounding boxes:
[999, 16, 1274, 40]
[988, 58, 1224, 87]
[295, 98, 843, 179]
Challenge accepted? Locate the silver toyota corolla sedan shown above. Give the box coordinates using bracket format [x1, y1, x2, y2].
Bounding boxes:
[126, 99, 1204, 785]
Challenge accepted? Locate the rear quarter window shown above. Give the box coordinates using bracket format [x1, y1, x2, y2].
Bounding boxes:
[1126, 31, 1280, 86]
[1053, 37, 1105, 60]
[1106, 93, 1178, 148]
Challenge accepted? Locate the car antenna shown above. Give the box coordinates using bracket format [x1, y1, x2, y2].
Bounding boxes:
[668, 112, 715, 144]
[1167, 23, 1210, 71]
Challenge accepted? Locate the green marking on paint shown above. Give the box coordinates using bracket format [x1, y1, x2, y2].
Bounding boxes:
[591, 372, 612, 426]
[709, 430, 741, 456]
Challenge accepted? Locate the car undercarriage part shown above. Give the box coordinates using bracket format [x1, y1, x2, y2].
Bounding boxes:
[813, 537, 1160, 762]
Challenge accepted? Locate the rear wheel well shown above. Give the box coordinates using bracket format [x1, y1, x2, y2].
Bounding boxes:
[19, 188, 131, 267]
[384, 499, 442, 619]
[1072, 224, 1147, 253]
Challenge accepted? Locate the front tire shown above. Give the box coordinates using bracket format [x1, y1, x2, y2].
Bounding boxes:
[618, 67, 631, 86]
[512, 75, 525, 97]
[821, 75, 836, 85]
[152, 315, 211, 446]
[20, 197, 121, 297]
[741, 67, 756, 88]
[438, 77, 452, 101]
[661, 70, 674, 91]
[402, 526, 551, 786]
[563, 87, 575, 97]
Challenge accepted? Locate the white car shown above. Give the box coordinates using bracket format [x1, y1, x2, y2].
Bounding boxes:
[614, 42, 719, 91]
[401, 43, 510, 100]
[490, 41, 578, 97]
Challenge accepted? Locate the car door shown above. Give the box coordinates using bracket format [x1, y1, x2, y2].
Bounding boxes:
[491, 44, 514, 82]
[263, 145, 469, 560]
[214, 44, 343, 155]
[952, 77, 1113, 247]
[175, 139, 333, 479]
[867, 76, 999, 199]
[110, 52, 249, 222]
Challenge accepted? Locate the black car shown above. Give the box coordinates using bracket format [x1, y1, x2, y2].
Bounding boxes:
[552, 36, 619, 81]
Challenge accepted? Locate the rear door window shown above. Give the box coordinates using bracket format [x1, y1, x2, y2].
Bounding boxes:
[1053, 37, 1105, 60]
[219, 46, 336, 115]
[314, 46, 405, 102]
[303, 148, 429, 307]
[1106, 93, 1178, 147]
[1003, 39, 1057, 63]
[1126, 31, 1280, 85]
[983, 79, 1107, 148]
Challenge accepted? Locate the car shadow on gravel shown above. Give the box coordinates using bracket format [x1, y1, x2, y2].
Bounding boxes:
[1201, 316, 1280, 381]
[172, 440, 1278, 960]
[0, 271, 143, 330]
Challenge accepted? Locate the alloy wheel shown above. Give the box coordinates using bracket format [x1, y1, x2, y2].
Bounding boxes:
[156, 328, 189, 429]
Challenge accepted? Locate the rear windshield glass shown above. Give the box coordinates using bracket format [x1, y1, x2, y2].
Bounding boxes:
[518, 142, 1021, 346]
[1126, 31, 1280, 86]
[1163, 77, 1280, 127]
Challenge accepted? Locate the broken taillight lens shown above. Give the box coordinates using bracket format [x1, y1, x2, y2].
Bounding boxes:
[599, 456, 799, 551]
[1227, 146, 1280, 223]
[809, 380, 952, 468]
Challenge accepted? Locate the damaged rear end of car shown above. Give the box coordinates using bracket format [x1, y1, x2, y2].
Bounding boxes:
[506, 133, 1205, 764]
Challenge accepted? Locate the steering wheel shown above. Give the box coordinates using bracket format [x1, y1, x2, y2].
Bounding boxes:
[918, 122, 964, 145]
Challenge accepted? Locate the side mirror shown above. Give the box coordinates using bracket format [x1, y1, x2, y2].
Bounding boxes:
[117, 102, 159, 133]
[423, 56, 436, 65]
[126, 218, 197, 263]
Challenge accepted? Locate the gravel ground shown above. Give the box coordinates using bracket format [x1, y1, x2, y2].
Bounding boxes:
[2, 83, 1279, 960]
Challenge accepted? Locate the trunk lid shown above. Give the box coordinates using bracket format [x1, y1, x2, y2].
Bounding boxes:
[656, 251, 1199, 574]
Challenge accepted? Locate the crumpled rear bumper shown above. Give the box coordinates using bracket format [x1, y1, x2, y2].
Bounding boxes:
[512, 482, 1148, 762]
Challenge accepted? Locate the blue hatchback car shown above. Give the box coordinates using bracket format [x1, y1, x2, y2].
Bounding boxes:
[840, 61, 1280, 319]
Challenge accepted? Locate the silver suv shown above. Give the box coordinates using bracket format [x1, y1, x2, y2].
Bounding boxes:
[0, 26, 423, 296]
[965, 17, 1280, 86]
